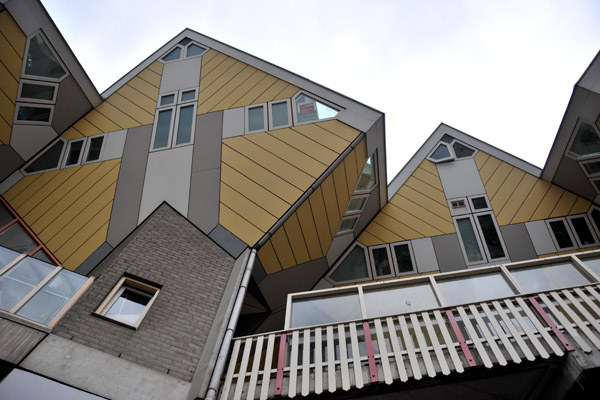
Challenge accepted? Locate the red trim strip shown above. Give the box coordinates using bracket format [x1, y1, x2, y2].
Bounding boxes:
[445, 309, 477, 367]
[363, 321, 379, 383]
[28, 245, 42, 257]
[0, 218, 18, 234]
[274, 333, 287, 396]
[528, 296, 574, 351]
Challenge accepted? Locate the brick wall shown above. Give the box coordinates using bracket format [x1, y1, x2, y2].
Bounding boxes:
[55, 204, 236, 382]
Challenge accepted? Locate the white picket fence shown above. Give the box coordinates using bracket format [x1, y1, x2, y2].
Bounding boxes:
[220, 284, 600, 399]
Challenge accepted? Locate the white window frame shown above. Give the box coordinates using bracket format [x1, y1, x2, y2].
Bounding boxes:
[336, 215, 359, 236]
[160, 45, 184, 63]
[185, 42, 208, 58]
[17, 79, 59, 104]
[151, 89, 198, 151]
[82, 134, 106, 165]
[546, 217, 578, 251]
[565, 119, 600, 161]
[472, 212, 510, 263]
[21, 31, 69, 83]
[468, 194, 492, 212]
[448, 196, 469, 216]
[172, 102, 198, 148]
[580, 158, 600, 177]
[291, 90, 341, 126]
[368, 244, 395, 279]
[14, 102, 54, 126]
[345, 194, 369, 215]
[353, 153, 378, 194]
[587, 206, 600, 239]
[390, 241, 417, 276]
[22, 138, 67, 175]
[454, 214, 488, 266]
[179, 88, 198, 103]
[326, 243, 372, 285]
[566, 214, 599, 249]
[427, 142, 454, 163]
[268, 99, 292, 130]
[450, 139, 477, 159]
[245, 103, 268, 134]
[62, 138, 86, 168]
[454, 212, 509, 266]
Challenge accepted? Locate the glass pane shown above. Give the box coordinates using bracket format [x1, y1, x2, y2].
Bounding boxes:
[569, 122, 600, 157]
[430, 143, 451, 160]
[456, 217, 483, 262]
[295, 94, 338, 123]
[511, 262, 591, 292]
[0, 203, 14, 228]
[20, 83, 55, 100]
[582, 257, 600, 278]
[153, 109, 173, 149]
[17, 269, 87, 324]
[346, 197, 366, 213]
[337, 217, 358, 233]
[248, 106, 264, 131]
[471, 197, 488, 210]
[591, 209, 600, 235]
[186, 43, 206, 57]
[160, 94, 175, 106]
[86, 136, 104, 162]
[330, 246, 369, 282]
[271, 101, 289, 127]
[0, 223, 37, 254]
[25, 34, 66, 79]
[437, 272, 515, 305]
[393, 244, 414, 273]
[0, 257, 55, 311]
[291, 292, 361, 328]
[364, 283, 439, 318]
[181, 90, 196, 102]
[0, 369, 106, 400]
[570, 217, 596, 245]
[0, 246, 20, 268]
[355, 156, 376, 191]
[584, 161, 600, 175]
[24, 141, 64, 173]
[371, 247, 392, 277]
[549, 220, 574, 248]
[175, 105, 194, 145]
[32, 250, 53, 264]
[65, 140, 84, 166]
[162, 47, 182, 61]
[105, 286, 153, 325]
[17, 106, 51, 122]
[453, 142, 475, 158]
[477, 214, 505, 259]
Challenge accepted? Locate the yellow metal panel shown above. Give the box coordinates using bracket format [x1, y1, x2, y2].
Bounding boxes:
[147, 60, 164, 75]
[275, 84, 300, 100]
[478, 155, 501, 185]
[344, 152, 358, 195]
[569, 197, 592, 215]
[0, 116, 10, 144]
[391, 194, 455, 234]
[128, 76, 159, 100]
[365, 219, 405, 242]
[220, 163, 289, 218]
[270, 128, 338, 166]
[308, 187, 333, 254]
[474, 151, 490, 170]
[412, 166, 443, 190]
[485, 162, 513, 199]
[530, 185, 564, 221]
[490, 167, 525, 215]
[292, 124, 349, 154]
[283, 214, 310, 265]
[4, 174, 41, 202]
[231, 75, 278, 108]
[0, 33, 21, 80]
[0, 62, 18, 100]
[0, 89, 15, 122]
[316, 120, 360, 143]
[332, 164, 349, 217]
[212, 69, 267, 110]
[137, 68, 161, 88]
[396, 186, 452, 222]
[219, 182, 276, 232]
[549, 191, 577, 218]
[117, 85, 156, 115]
[61, 223, 109, 271]
[258, 240, 282, 274]
[19, 167, 79, 217]
[245, 131, 327, 178]
[221, 144, 302, 204]
[320, 175, 340, 236]
[354, 139, 368, 176]
[357, 231, 384, 247]
[106, 93, 154, 125]
[381, 203, 444, 237]
[219, 203, 263, 245]
[197, 61, 246, 113]
[201, 65, 257, 112]
[404, 176, 447, 206]
[496, 173, 538, 225]
[9, 170, 61, 209]
[95, 101, 140, 129]
[0, 11, 26, 57]
[418, 159, 438, 176]
[270, 227, 296, 269]
[199, 48, 218, 64]
[73, 118, 102, 137]
[224, 136, 314, 191]
[296, 200, 323, 259]
[376, 207, 424, 239]
[84, 110, 121, 133]
[511, 179, 552, 224]
[61, 127, 84, 140]
[200, 51, 231, 78]
[253, 80, 289, 105]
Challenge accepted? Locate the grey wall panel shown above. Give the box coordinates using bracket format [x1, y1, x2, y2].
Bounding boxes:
[553, 156, 596, 202]
[432, 233, 467, 273]
[0, 146, 24, 182]
[106, 125, 152, 247]
[208, 225, 247, 258]
[355, 184, 380, 234]
[500, 223, 537, 262]
[138, 145, 193, 223]
[159, 56, 202, 94]
[437, 158, 486, 199]
[222, 107, 244, 138]
[51, 75, 93, 134]
[326, 233, 355, 266]
[188, 168, 220, 234]
[0, 318, 46, 365]
[10, 125, 57, 161]
[75, 242, 113, 276]
[525, 220, 558, 255]
[192, 112, 222, 172]
[0, 170, 24, 195]
[101, 129, 127, 161]
[412, 237, 439, 273]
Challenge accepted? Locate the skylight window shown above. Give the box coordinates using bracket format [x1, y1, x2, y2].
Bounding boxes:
[293, 93, 339, 124]
[24, 34, 66, 80]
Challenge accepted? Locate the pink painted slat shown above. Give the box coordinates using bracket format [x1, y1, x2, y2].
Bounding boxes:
[445, 309, 477, 367]
[528, 296, 575, 352]
[363, 321, 379, 383]
[274, 333, 287, 396]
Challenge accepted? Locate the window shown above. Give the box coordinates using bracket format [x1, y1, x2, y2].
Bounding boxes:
[369, 245, 394, 278]
[245, 103, 267, 134]
[327, 244, 371, 284]
[345, 195, 368, 214]
[290, 290, 362, 328]
[436, 272, 515, 306]
[546, 218, 577, 251]
[63, 139, 85, 167]
[83, 135, 105, 163]
[355, 155, 376, 193]
[336, 215, 359, 234]
[391, 242, 416, 274]
[18, 80, 58, 104]
[15, 103, 53, 124]
[268, 99, 292, 129]
[23, 33, 67, 80]
[510, 261, 591, 292]
[581, 160, 600, 176]
[428, 139, 477, 163]
[292, 92, 339, 125]
[429, 142, 452, 162]
[568, 121, 600, 159]
[160, 41, 207, 63]
[454, 212, 508, 265]
[95, 277, 160, 328]
[588, 206, 600, 239]
[567, 215, 598, 248]
[547, 215, 598, 251]
[151, 89, 197, 150]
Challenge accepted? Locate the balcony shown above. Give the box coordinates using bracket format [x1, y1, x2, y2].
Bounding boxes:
[220, 250, 600, 399]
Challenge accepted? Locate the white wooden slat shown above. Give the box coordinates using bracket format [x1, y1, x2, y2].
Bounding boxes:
[538, 293, 592, 353]
[575, 287, 600, 322]
[560, 290, 600, 347]
[314, 328, 323, 394]
[480, 303, 521, 364]
[259, 334, 275, 400]
[398, 315, 422, 380]
[468, 304, 507, 366]
[326, 325, 336, 393]
[550, 291, 600, 349]
[222, 339, 242, 400]
[586, 286, 600, 304]
[456, 306, 493, 368]
[515, 297, 564, 357]
[289, 330, 300, 398]
[302, 329, 311, 396]
[503, 298, 550, 359]
[409, 313, 436, 378]
[422, 312, 450, 375]
[247, 336, 264, 400]
[349, 322, 365, 388]
[386, 317, 409, 381]
[374, 318, 393, 384]
[492, 300, 535, 362]
[337, 324, 351, 390]
[234, 338, 254, 400]
[433, 310, 463, 373]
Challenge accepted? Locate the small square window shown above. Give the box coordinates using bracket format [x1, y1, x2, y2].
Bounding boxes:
[95, 277, 159, 329]
[180, 89, 197, 102]
[160, 94, 176, 106]
[337, 216, 358, 235]
[346, 196, 368, 214]
[269, 100, 291, 129]
[246, 104, 267, 134]
[63, 139, 85, 167]
[470, 196, 488, 210]
[84, 136, 105, 163]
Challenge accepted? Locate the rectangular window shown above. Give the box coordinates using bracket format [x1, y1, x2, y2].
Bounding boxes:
[269, 99, 291, 129]
[369, 245, 394, 278]
[18, 80, 58, 103]
[546, 218, 577, 250]
[456, 216, 484, 263]
[345, 195, 368, 214]
[84, 136, 105, 163]
[63, 139, 85, 167]
[246, 104, 266, 133]
[152, 109, 174, 149]
[15, 104, 53, 124]
[436, 271, 515, 306]
[336, 215, 358, 235]
[391, 242, 416, 274]
[582, 160, 600, 176]
[174, 104, 195, 146]
[151, 89, 197, 150]
[567, 215, 598, 248]
[455, 212, 507, 265]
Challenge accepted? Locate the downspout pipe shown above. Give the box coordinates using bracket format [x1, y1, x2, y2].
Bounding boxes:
[205, 249, 257, 400]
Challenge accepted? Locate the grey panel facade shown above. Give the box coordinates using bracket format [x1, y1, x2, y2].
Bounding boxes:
[553, 156, 596, 202]
[159, 56, 202, 94]
[222, 107, 244, 138]
[412, 237, 439, 273]
[209, 225, 247, 258]
[0, 146, 24, 182]
[432, 233, 467, 273]
[500, 223, 538, 262]
[101, 129, 127, 161]
[525, 220, 558, 255]
[192, 112, 223, 172]
[0, 318, 46, 365]
[10, 125, 57, 161]
[75, 242, 113, 276]
[437, 158, 486, 199]
[51, 75, 93, 134]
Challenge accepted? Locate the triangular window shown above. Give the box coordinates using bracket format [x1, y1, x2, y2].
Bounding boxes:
[355, 155, 376, 192]
[24, 34, 66, 79]
[453, 141, 476, 158]
[186, 43, 206, 57]
[161, 47, 182, 62]
[329, 245, 370, 283]
[569, 122, 600, 158]
[294, 93, 339, 124]
[24, 140, 65, 174]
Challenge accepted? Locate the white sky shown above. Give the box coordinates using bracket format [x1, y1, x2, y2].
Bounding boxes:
[41, 0, 600, 182]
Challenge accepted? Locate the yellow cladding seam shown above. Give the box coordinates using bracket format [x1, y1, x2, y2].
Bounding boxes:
[0, 12, 26, 58]
[219, 203, 264, 245]
[62, 223, 109, 271]
[332, 165, 349, 217]
[257, 241, 282, 274]
[283, 214, 310, 265]
[0, 11, 24, 145]
[309, 186, 333, 254]
[219, 182, 277, 232]
[296, 200, 323, 260]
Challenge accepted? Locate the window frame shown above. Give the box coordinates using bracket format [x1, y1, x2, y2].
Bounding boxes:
[20, 31, 69, 83]
[368, 244, 395, 279]
[326, 243, 372, 285]
[172, 102, 197, 148]
[427, 142, 454, 163]
[353, 154, 378, 194]
[151, 89, 197, 151]
[566, 214, 599, 248]
[185, 42, 208, 58]
[390, 241, 417, 276]
[62, 138, 86, 168]
[336, 215, 359, 235]
[21, 138, 67, 175]
[546, 217, 578, 251]
[291, 91, 341, 126]
[587, 206, 600, 239]
[472, 211, 509, 263]
[14, 102, 54, 125]
[268, 99, 292, 130]
[160, 45, 184, 63]
[454, 211, 509, 266]
[565, 119, 600, 161]
[579, 158, 600, 177]
[245, 103, 268, 134]
[17, 79, 59, 104]
[82, 134, 106, 165]
[344, 194, 369, 215]
[450, 139, 477, 159]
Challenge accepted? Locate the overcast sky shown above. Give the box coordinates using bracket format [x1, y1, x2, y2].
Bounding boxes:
[41, 0, 600, 182]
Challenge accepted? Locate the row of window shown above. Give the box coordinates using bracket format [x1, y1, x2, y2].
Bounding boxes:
[151, 89, 198, 151]
[160, 40, 208, 63]
[428, 139, 476, 163]
[336, 155, 377, 235]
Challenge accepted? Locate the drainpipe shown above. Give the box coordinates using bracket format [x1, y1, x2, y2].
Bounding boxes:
[205, 249, 257, 400]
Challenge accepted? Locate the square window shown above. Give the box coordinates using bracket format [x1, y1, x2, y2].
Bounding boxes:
[337, 216, 358, 234]
[84, 136, 105, 163]
[160, 94, 176, 106]
[269, 100, 291, 129]
[180, 89, 197, 102]
[345, 195, 367, 214]
[246, 104, 266, 133]
[96, 277, 159, 328]
[470, 196, 488, 210]
[63, 139, 85, 167]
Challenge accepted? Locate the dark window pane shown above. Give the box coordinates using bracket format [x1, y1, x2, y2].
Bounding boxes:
[175, 105, 194, 145]
[393, 244, 414, 273]
[105, 286, 153, 325]
[571, 217, 596, 245]
[20, 82, 55, 100]
[584, 161, 600, 175]
[591, 209, 600, 235]
[271, 102, 289, 127]
[371, 247, 391, 277]
[471, 197, 488, 210]
[477, 214, 505, 259]
[186, 43, 206, 57]
[457, 218, 483, 262]
[25, 141, 64, 173]
[0, 223, 38, 253]
[569, 122, 600, 158]
[549, 220, 574, 249]
[330, 246, 369, 282]
[17, 106, 51, 122]
[32, 249, 53, 264]
[181, 90, 195, 102]
[0, 203, 14, 228]
[162, 47, 181, 61]
[25, 35, 66, 79]
[453, 141, 475, 158]
[65, 140, 84, 166]
[153, 109, 173, 149]
[86, 136, 104, 162]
